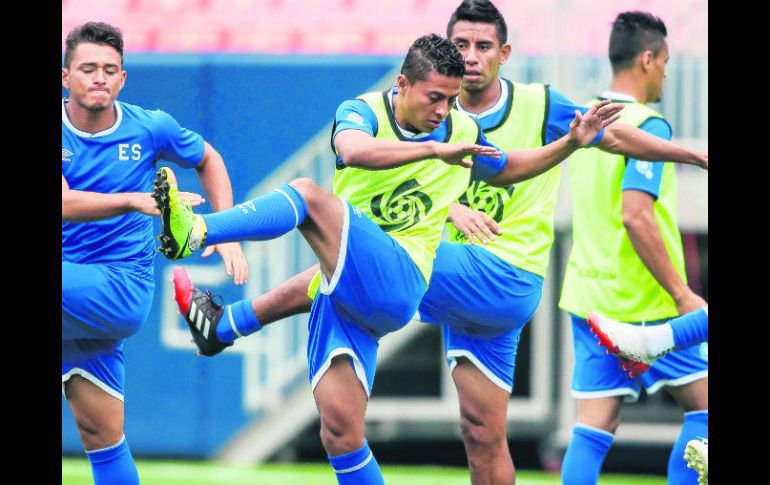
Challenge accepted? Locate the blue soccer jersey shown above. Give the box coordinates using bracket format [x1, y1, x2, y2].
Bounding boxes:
[62, 98, 205, 279]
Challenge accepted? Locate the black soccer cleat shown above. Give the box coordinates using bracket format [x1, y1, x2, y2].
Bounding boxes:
[173, 266, 232, 357]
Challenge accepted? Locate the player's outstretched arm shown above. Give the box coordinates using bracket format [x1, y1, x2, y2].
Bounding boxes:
[599, 123, 708, 169]
[62, 174, 204, 222]
[193, 141, 249, 285]
[486, 99, 623, 187]
[335, 129, 500, 170]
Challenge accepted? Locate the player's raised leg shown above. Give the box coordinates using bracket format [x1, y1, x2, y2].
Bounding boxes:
[173, 265, 316, 356]
[587, 306, 708, 377]
[154, 167, 343, 281]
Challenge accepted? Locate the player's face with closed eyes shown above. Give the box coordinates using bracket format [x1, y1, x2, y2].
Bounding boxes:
[63, 42, 126, 112]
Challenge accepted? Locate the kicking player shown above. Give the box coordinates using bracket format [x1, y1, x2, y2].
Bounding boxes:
[157, 33, 618, 485]
[558, 11, 708, 485]
[171, 2, 709, 484]
[62, 22, 247, 484]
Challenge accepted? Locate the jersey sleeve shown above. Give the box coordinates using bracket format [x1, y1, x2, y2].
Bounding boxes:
[470, 130, 508, 181]
[151, 110, 206, 168]
[621, 117, 671, 199]
[544, 87, 605, 146]
[332, 99, 378, 166]
[333, 100, 377, 139]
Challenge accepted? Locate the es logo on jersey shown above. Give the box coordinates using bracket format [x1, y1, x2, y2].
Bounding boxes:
[119, 143, 142, 161]
[371, 179, 432, 232]
[62, 148, 73, 162]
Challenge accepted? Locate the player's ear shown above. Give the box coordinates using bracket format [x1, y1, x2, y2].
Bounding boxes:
[62, 68, 70, 89]
[499, 43, 512, 64]
[396, 73, 410, 91]
[640, 50, 654, 72]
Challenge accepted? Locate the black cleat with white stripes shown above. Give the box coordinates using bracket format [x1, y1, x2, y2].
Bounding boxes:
[183, 287, 232, 357]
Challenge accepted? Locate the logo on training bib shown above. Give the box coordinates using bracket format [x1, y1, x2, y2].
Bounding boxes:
[371, 179, 432, 232]
[451, 181, 514, 242]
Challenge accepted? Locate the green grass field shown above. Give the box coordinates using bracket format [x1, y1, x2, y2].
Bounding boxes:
[63, 458, 665, 484]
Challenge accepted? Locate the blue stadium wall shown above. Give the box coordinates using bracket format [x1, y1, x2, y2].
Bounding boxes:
[62, 54, 399, 457]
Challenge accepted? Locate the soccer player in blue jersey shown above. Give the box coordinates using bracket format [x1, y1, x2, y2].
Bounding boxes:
[558, 12, 708, 485]
[158, 33, 619, 485]
[169, 2, 708, 484]
[62, 22, 247, 484]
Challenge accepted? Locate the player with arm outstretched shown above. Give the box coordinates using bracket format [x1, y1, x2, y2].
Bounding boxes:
[61, 22, 247, 485]
[158, 33, 616, 485]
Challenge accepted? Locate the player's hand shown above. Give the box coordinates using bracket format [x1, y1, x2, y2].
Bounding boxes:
[202, 242, 249, 285]
[447, 203, 502, 244]
[135, 191, 205, 216]
[434, 142, 502, 168]
[675, 290, 707, 315]
[567, 99, 624, 147]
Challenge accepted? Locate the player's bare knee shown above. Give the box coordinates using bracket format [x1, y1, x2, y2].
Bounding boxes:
[74, 415, 123, 451]
[319, 420, 363, 455]
[288, 177, 319, 202]
[460, 415, 503, 451]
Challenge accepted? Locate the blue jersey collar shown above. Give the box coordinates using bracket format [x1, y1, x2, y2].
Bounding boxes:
[62, 98, 123, 138]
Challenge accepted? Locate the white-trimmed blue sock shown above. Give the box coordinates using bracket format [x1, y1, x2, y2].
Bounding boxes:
[86, 435, 140, 485]
[670, 307, 709, 350]
[562, 424, 614, 485]
[216, 298, 262, 344]
[328, 440, 384, 485]
[203, 184, 308, 245]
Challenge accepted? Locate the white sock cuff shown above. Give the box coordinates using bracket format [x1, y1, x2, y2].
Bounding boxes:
[86, 435, 127, 454]
[574, 423, 615, 439]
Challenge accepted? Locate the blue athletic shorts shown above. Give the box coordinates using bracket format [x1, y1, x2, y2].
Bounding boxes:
[418, 242, 544, 392]
[62, 339, 127, 401]
[62, 261, 154, 340]
[570, 314, 709, 401]
[307, 200, 426, 397]
[62, 261, 153, 399]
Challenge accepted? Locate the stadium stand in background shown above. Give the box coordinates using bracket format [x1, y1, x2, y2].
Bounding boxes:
[63, 0, 706, 56]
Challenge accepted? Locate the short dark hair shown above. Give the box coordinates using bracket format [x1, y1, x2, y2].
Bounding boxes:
[401, 34, 466, 82]
[447, 0, 508, 45]
[64, 22, 124, 68]
[609, 11, 667, 73]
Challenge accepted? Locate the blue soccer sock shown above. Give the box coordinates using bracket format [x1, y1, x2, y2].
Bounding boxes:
[202, 184, 308, 246]
[670, 306, 709, 350]
[328, 440, 385, 485]
[562, 424, 614, 485]
[216, 298, 263, 344]
[86, 435, 140, 485]
[668, 410, 707, 485]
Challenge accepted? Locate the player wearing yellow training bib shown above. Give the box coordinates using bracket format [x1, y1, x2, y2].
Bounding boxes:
[557, 12, 707, 485]
[161, 32, 621, 485]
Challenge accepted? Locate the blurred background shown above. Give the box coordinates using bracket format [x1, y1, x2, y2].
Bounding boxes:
[62, 0, 707, 477]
